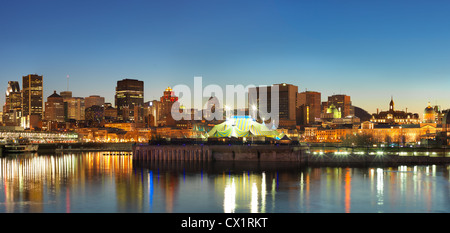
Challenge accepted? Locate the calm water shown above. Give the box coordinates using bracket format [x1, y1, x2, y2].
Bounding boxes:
[0, 151, 449, 213]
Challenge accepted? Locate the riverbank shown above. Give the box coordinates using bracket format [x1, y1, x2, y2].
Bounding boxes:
[39, 142, 133, 153]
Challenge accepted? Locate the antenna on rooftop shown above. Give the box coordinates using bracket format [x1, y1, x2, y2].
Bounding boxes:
[66, 75, 70, 91]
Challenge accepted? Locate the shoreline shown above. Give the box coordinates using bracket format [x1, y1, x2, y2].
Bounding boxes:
[133, 144, 450, 165]
[2, 142, 449, 165]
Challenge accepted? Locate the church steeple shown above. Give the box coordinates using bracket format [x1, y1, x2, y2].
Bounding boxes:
[389, 96, 394, 112]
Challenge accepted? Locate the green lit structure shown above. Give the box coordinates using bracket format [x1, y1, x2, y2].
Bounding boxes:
[206, 116, 287, 140]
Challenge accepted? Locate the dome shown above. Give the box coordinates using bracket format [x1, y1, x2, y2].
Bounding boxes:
[326, 104, 341, 119]
[424, 102, 435, 114]
[423, 102, 436, 123]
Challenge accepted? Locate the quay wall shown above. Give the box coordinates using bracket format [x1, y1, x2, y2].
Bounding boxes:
[132, 145, 306, 162]
[306, 153, 450, 165]
[133, 144, 450, 165]
[40, 142, 133, 152]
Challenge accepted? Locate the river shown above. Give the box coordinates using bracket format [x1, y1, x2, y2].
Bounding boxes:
[0, 151, 449, 213]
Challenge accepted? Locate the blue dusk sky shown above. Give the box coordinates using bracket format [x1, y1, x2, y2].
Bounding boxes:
[1, 0, 450, 115]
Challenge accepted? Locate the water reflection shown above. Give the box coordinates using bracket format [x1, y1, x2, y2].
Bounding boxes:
[0, 152, 134, 212]
[1, 152, 449, 213]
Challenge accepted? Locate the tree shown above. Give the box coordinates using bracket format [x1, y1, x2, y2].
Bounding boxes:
[342, 132, 374, 147]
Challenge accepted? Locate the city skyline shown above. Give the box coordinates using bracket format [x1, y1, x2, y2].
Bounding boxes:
[1, 0, 450, 115]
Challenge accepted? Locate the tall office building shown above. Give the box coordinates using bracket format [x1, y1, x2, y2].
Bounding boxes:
[298, 91, 321, 124]
[44, 91, 65, 123]
[115, 79, 144, 122]
[297, 91, 321, 125]
[158, 87, 178, 126]
[327, 94, 352, 118]
[144, 100, 160, 127]
[22, 74, 43, 129]
[65, 97, 85, 121]
[3, 81, 22, 126]
[248, 83, 298, 128]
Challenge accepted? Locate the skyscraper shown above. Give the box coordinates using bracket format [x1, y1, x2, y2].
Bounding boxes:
[115, 79, 144, 122]
[248, 83, 298, 128]
[297, 91, 321, 125]
[22, 74, 43, 129]
[3, 81, 22, 126]
[65, 97, 85, 121]
[44, 91, 65, 123]
[144, 100, 160, 127]
[158, 87, 178, 126]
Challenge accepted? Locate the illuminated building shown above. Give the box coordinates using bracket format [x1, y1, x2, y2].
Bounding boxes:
[65, 97, 85, 121]
[327, 94, 352, 118]
[296, 105, 310, 126]
[60, 91, 72, 99]
[104, 122, 144, 132]
[297, 91, 321, 125]
[3, 81, 22, 126]
[144, 100, 160, 127]
[423, 102, 444, 124]
[85, 105, 104, 126]
[206, 115, 287, 140]
[0, 130, 78, 143]
[44, 91, 65, 123]
[22, 74, 43, 129]
[115, 79, 144, 122]
[321, 104, 342, 120]
[423, 102, 436, 123]
[104, 103, 117, 122]
[85, 95, 105, 109]
[248, 83, 298, 128]
[158, 87, 178, 126]
[440, 111, 450, 145]
[306, 121, 440, 144]
[370, 97, 420, 124]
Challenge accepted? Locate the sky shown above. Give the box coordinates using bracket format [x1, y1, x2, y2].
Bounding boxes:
[1, 0, 450, 115]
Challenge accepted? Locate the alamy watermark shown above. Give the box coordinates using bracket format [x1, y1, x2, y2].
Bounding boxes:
[170, 76, 280, 129]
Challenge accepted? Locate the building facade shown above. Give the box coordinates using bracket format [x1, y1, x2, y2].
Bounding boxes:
[3, 81, 22, 126]
[248, 83, 298, 128]
[115, 79, 144, 122]
[158, 87, 178, 126]
[297, 91, 321, 125]
[327, 94, 352, 118]
[65, 97, 85, 121]
[44, 91, 65, 123]
[85, 95, 105, 109]
[371, 97, 420, 124]
[22, 74, 43, 129]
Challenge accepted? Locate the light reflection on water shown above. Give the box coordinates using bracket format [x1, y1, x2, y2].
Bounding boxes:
[0, 152, 449, 213]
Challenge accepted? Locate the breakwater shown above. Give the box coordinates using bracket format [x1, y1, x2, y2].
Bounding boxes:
[133, 144, 450, 165]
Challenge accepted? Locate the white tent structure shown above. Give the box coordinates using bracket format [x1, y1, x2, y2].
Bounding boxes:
[206, 116, 288, 140]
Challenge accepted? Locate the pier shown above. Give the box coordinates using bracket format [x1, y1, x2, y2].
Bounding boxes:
[133, 144, 450, 165]
[132, 144, 307, 162]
